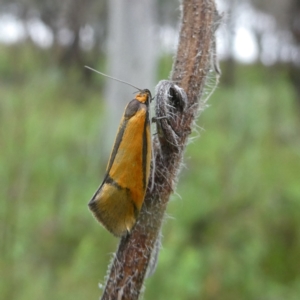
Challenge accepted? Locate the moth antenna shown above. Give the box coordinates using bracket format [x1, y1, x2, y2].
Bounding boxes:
[85, 66, 142, 92]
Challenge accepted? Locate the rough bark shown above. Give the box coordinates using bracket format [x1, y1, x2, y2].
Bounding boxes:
[101, 0, 220, 299]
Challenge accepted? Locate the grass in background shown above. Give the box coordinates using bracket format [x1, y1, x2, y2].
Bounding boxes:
[1, 46, 300, 300]
[0, 45, 113, 300]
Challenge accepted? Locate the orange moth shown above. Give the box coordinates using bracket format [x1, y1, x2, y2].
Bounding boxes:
[86, 67, 152, 237]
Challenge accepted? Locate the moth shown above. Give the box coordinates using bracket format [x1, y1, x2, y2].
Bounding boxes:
[86, 67, 152, 237]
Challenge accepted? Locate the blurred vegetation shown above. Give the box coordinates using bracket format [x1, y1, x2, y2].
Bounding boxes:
[1, 44, 300, 300]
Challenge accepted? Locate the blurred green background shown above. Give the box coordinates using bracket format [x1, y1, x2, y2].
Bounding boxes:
[1, 1, 300, 300]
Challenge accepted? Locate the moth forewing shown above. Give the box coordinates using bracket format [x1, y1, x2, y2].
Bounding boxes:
[88, 90, 152, 237]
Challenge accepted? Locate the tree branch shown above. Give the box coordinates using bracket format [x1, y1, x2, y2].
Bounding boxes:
[101, 1, 220, 299]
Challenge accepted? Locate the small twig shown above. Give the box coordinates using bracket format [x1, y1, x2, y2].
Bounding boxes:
[101, 1, 220, 299]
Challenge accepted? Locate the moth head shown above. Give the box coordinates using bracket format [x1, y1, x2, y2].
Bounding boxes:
[135, 89, 152, 104]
